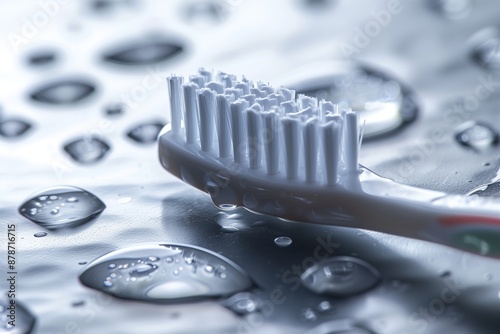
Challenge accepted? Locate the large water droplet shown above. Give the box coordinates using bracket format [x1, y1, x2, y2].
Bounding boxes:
[18, 186, 106, 229]
[29, 79, 96, 104]
[103, 39, 183, 65]
[274, 236, 293, 247]
[222, 292, 261, 315]
[294, 66, 417, 138]
[126, 122, 164, 144]
[455, 121, 498, 151]
[300, 256, 380, 296]
[63, 136, 111, 164]
[0, 119, 32, 138]
[0, 298, 36, 334]
[79, 243, 253, 302]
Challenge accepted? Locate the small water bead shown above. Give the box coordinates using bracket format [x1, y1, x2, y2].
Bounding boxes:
[27, 49, 57, 66]
[0, 298, 36, 334]
[317, 301, 333, 313]
[222, 225, 239, 233]
[222, 292, 261, 315]
[79, 243, 253, 302]
[302, 308, 317, 321]
[470, 27, 500, 69]
[34, 232, 47, 238]
[79, 261, 88, 265]
[129, 263, 158, 278]
[301, 257, 380, 296]
[126, 122, 164, 144]
[29, 79, 96, 104]
[103, 39, 183, 65]
[274, 236, 293, 247]
[0, 119, 32, 138]
[18, 186, 106, 229]
[63, 136, 111, 164]
[455, 121, 499, 151]
[67, 197, 78, 203]
[118, 196, 132, 204]
[71, 301, 85, 307]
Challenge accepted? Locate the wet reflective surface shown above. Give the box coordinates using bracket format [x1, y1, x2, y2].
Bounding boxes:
[3, 0, 500, 333]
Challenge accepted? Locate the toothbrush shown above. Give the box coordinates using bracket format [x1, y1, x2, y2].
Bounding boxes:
[158, 69, 500, 258]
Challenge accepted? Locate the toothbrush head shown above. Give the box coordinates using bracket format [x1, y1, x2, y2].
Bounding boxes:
[158, 68, 370, 225]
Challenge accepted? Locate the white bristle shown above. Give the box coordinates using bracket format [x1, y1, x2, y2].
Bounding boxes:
[230, 99, 248, 163]
[298, 95, 317, 109]
[263, 111, 280, 175]
[206, 82, 224, 94]
[198, 88, 216, 152]
[221, 74, 234, 88]
[281, 101, 298, 114]
[246, 108, 263, 169]
[282, 117, 301, 179]
[260, 85, 274, 95]
[242, 94, 256, 105]
[303, 118, 319, 183]
[167, 76, 184, 136]
[250, 103, 262, 111]
[235, 82, 250, 95]
[344, 111, 359, 173]
[198, 68, 213, 82]
[216, 95, 232, 158]
[190, 75, 205, 88]
[250, 88, 266, 98]
[279, 88, 295, 102]
[257, 97, 278, 111]
[225, 88, 242, 100]
[322, 118, 341, 186]
[166, 70, 362, 187]
[183, 83, 199, 144]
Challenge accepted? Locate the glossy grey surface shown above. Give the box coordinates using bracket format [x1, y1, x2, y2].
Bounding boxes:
[2, 0, 500, 333]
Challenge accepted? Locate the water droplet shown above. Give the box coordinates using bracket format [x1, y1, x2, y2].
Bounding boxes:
[18, 186, 106, 229]
[455, 121, 498, 151]
[67, 197, 78, 203]
[105, 103, 124, 116]
[63, 136, 111, 164]
[294, 66, 417, 138]
[274, 236, 293, 247]
[317, 301, 333, 313]
[427, 0, 472, 19]
[184, 1, 228, 26]
[34, 232, 47, 238]
[27, 49, 57, 66]
[71, 300, 85, 307]
[470, 27, 500, 68]
[30, 79, 96, 104]
[300, 256, 380, 296]
[127, 122, 164, 144]
[0, 298, 36, 333]
[118, 196, 132, 204]
[108, 263, 116, 269]
[129, 263, 158, 278]
[302, 308, 317, 321]
[103, 39, 183, 65]
[79, 243, 253, 302]
[79, 261, 87, 265]
[205, 265, 214, 273]
[218, 203, 238, 211]
[222, 225, 239, 233]
[222, 292, 261, 315]
[0, 119, 32, 138]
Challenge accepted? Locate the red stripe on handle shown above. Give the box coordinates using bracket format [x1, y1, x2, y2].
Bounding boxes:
[440, 215, 500, 227]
